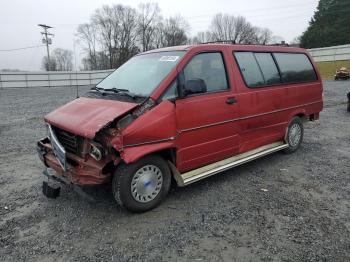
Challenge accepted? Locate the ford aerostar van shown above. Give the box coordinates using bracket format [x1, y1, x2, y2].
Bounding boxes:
[37, 43, 323, 212]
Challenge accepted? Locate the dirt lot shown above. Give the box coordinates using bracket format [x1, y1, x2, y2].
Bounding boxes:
[0, 81, 349, 262]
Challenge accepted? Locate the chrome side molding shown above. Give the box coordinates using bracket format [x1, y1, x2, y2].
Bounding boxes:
[174, 141, 288, 187]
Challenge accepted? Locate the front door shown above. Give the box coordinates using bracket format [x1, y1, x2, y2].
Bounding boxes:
[175, 52, 239, 172]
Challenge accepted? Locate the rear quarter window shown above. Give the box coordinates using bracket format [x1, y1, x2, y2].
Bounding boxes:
[273, 53, 317, 83]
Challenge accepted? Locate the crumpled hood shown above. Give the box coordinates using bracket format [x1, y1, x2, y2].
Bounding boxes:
[44, 97, 138, 138]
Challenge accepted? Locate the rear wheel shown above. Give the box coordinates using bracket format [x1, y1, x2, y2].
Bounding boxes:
[112, 155, 171, 212]
[283, 117, 304, 154]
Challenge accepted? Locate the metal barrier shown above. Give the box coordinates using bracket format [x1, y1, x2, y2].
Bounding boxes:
[308, 44, 350, 62]
[0, 69, 114, 88]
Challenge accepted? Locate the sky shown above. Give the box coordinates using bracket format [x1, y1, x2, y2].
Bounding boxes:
[0, 0, 319, 71]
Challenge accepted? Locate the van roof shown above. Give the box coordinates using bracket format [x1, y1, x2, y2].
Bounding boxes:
[142, 43, 307, 54]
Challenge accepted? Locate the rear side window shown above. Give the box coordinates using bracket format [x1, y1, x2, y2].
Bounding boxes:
[234, 52, 265, 87]
[255, 53, 281, 85]
[273, 53, 317, 83]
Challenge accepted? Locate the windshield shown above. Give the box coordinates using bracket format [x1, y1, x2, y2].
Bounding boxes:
[96, 51, 185, 97]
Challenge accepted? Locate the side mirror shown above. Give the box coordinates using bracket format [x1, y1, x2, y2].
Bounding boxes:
[184, 78, 207, 96]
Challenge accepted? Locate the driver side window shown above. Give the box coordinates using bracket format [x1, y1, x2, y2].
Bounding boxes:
[183, 52, 229, 93]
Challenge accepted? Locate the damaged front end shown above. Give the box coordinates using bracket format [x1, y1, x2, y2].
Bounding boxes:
[37, 97, 157, 188]
[37, 130, 118, 186]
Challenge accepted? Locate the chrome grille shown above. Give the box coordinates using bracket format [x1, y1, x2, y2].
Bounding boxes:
[52, 127, 83, 155]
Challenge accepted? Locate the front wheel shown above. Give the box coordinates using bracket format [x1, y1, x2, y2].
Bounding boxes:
[283, 117, 304, 154]
[112, 155, 171, 212]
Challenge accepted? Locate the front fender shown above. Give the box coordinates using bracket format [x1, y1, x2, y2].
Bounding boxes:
[110, 100, 177, 163]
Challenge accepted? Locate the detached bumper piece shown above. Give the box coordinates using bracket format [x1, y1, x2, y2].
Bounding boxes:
[42, 180, 61, 199]
[42, 168, 96, 202]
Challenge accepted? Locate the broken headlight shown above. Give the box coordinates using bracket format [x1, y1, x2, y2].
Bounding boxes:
[89, 142, 104, 161]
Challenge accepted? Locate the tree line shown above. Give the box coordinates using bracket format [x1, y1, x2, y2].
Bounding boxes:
[300, 0, 350, 48]
[41, 3, 284, 71]
[75, 3, 281, 71]
[42, 48, 73, 71]
[42, 1, 350, 71]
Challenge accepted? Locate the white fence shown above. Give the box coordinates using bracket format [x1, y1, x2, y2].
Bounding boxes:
[0, 69, 114, 89]
[308, 44, 350, 62]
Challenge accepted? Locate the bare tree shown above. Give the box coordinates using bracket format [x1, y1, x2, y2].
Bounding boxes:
[76, 4, 279, 71]
[114, 5, 139, 67]
[92, 5, 115, 68]
[254, 27, 273, 45]
[208, 13, 280, 45]
[76, 23, 99, 70]
[89, 5, 139, 68]
[42, 56, 57, 71]
[81, 51, 109, 70]
[161, 16, 189, 47]
[190, 31, 212, 44]
[153, 21, 166, 48]
[52, 48, 73, 71]
[209, 13, 236, 41]
[42, 48, 73, 71]
[137, 3, 161, 51]
[210, 14, 258, 44]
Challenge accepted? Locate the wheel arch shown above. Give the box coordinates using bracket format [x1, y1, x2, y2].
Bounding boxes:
[119, 144, 180, 186]
[121, 142, 177, 165]
[288, 109, 307, 123]
[284, 111, 305, 141]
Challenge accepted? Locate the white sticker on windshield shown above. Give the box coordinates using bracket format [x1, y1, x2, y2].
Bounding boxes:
[159, 56, 179, 62]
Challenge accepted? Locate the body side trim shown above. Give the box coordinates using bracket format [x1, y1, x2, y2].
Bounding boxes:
[180, 100, 321, 133]
[123, 137, 176, 148]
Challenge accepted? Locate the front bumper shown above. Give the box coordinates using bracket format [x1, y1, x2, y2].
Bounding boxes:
[37, 137, 111, 186]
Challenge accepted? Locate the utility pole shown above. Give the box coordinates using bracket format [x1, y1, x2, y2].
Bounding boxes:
[38, 24, 54, 71]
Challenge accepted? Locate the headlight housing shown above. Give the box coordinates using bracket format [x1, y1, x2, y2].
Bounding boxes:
[89, 142, 104, 161]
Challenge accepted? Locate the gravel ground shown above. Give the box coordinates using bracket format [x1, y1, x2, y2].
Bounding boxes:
[0, 82, 349, 262]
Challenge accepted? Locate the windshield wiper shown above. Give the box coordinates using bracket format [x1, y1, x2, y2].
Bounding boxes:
[106, 87, 138, 99]
[91, 86, 104, 93]
[93, 87, 139, 100]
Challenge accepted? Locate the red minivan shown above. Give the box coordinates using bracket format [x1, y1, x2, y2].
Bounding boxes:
[37, 44, 323, 212]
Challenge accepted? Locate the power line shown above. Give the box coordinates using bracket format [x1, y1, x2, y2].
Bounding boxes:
[38, 24, 54, 70]
[0, 45, 45, 52]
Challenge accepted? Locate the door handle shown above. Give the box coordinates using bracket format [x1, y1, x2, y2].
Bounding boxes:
[226, 97, 237, 105]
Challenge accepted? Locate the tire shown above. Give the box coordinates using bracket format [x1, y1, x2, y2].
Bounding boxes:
[283, 117, 304, 154]
[112, 155, 171, 212]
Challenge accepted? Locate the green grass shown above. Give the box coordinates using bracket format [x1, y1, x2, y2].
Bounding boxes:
[315, 60, 350, 80]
